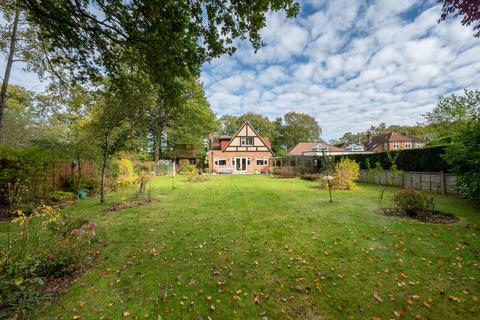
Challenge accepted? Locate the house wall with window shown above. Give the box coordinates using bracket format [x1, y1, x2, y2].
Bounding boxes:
[208, 121, 274, 174]
[208, 150, 273, 173]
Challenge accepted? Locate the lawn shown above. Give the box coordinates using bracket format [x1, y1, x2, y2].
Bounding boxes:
[16, 175, 480, 319]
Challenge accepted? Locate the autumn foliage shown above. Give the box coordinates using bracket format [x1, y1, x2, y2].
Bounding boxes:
[322, 158, 360, 190]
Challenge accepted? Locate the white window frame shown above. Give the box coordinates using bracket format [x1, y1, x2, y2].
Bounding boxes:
[393, 142, 400, 149]
[256, 157, 268, 166]
[405, 141, 412, 148]
[214, 157, 226, 166]
[415, 142, 421, 148]
[240, 137, 253, 146]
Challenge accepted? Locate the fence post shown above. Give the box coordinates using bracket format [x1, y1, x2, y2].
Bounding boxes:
[440, 171, 446, 195]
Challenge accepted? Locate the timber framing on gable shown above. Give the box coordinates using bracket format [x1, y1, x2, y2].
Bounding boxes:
[222, 121, 273, 154]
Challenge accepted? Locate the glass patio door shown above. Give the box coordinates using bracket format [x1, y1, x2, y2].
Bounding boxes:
[235, 157, 247, 171]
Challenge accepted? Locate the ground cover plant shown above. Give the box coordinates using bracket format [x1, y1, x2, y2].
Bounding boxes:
[0, 175, 477, 319]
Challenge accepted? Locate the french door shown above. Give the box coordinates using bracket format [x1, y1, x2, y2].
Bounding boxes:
[234, 157, 248, 172]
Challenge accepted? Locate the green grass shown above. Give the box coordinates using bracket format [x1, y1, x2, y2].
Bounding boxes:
[8, 175, 480, 319]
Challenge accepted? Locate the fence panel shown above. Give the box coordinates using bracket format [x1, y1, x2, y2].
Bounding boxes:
[358, 170, 462, 195]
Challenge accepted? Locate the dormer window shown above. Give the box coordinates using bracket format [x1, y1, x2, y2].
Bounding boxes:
[313, 144, 327, 152]
[240, 137, 253, 146]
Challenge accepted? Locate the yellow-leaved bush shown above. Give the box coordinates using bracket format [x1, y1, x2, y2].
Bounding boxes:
[322, 158, 360, 190]
[117, 159, 137, 201]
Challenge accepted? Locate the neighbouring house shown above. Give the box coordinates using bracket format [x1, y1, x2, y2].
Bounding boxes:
[208, 121, 274, 174]
[288, 142, 346, 156]
[364, 132, 427, 152]
[345, 143, 365, 152]
[170, 144, 205, 172]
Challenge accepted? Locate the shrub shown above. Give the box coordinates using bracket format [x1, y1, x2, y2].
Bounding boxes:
[116, 159, 137, 202]
[443, 123, 480, 199]
[184, 166, 206, 182]
[272, 166, 296, 178]
[48, 191, 76, 203]
[47, 213, 90, 239]
[81, 178, 100, 193]
[392, 188, 434, 217]
[322, 158, 360, 190]
[180, 164, 197, 175]
[0, 146, 51, 207]
[300, 173, 322, 181]
[41, 222, 97, 277]
[0, 209, 98, 318]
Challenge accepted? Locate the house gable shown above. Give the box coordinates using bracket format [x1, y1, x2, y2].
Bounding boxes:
[222, 121, 273, 153]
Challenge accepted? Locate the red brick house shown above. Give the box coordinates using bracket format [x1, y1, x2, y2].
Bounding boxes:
[208, 121, 273, 174]
[365, 132, 427, 152]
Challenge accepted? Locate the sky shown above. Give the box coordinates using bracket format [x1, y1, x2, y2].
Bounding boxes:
[4, 0, 480, 140]
[201, 0, 480, 140]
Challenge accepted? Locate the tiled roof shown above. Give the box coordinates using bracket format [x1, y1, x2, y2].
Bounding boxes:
[288, 142, 345, 156]
[262, 137, 272, 149]
[365, 132, 424, 150]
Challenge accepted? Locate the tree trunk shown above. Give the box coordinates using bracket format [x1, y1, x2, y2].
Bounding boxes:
[139, 179, 146, 194]
[76, 155, 82, 194]
[100, 132, 110, 203]
[0, 6, 20, 135]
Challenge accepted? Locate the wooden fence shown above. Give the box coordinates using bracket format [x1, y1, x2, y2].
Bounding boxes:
[359, 169, 462, 195]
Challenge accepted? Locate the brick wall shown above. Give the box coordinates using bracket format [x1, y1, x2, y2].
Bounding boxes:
[209, 150, 273, 173]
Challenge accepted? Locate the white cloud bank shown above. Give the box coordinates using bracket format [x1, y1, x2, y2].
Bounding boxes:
[201, 0, 480, 139]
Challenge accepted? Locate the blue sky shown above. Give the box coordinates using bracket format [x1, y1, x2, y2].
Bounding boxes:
[201, 0, 480, 140]
[4, 0, 480, 140]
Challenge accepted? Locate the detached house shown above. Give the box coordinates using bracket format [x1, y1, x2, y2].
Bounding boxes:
[208, 121, 273, 174]
[365, 132, 427, 152]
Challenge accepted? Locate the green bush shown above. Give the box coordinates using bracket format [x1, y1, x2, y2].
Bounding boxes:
[81, 178, 100, 193]
[443, 123, 480, 199]
[392, 188, 434, 217]
[48, 191, 76, 203]
[0, 146, 51, 207]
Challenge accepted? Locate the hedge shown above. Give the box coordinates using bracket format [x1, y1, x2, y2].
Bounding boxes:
[333, 146, 451, 172]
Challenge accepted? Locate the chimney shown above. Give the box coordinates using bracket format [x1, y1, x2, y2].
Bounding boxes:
[367, 132, 372, 144]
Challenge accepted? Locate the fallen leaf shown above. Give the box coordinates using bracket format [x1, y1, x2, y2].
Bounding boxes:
[123, 311, 131, 317]
[373, 292, 383, 303]
[448, 295, 461, 302]
[393, 309, 404, 317]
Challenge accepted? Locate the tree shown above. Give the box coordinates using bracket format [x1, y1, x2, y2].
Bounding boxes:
[424, 89, 480, 142]
[1, 0, 299, 136]
[90, 74, 155, 203]
[0, 1, 60, 134]
[438, 0, 480, 37]
[281, 112, 321, 151]
[424, 89, 479, 124]
[36, 83, 99, 193]
[164, 78, 218, 148]
[0, 85, 38, 147]
[0, 2, 20, 133]
[218, 113, 285, 154]
[444, 121, 480, 198]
